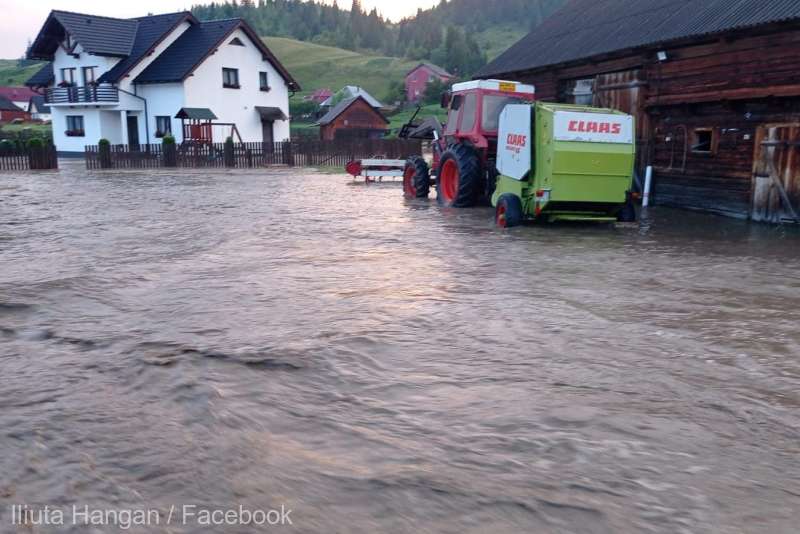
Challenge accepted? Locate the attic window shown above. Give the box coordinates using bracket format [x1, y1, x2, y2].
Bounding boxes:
[229, 37, 245, 46]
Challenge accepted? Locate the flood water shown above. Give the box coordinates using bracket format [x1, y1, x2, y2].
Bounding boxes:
[1, 162, 800, 533]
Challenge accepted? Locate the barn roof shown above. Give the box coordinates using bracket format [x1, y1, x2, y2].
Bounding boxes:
[407, 62, 453, 78]
[0, 86, 37, 102]
[0, 96, 23, 112]
[321, 86, 383, 109]
[316, 96, 390, 126]
[478, 0, 800, 77]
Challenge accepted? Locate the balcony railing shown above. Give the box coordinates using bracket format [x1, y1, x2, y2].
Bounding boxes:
[45, 85, 119, 105]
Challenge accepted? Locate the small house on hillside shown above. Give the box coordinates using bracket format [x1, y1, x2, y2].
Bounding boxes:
[316, 96, 389, 141]
[478, 0, 800, 223]
[27, 95, 51, 122]
[0, 86, 37, 110]
[0, 96, 29, 123]
[405, 63, 453, 103]
[320, 86, 385, 111]
[306, 88, 333, 104]
[25, 10, 300, 154]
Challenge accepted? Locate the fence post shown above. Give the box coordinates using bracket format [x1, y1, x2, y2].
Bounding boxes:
[224, 137, 235, 168]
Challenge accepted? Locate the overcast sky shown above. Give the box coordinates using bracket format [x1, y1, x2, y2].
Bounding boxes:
[0, 0, 439, 58]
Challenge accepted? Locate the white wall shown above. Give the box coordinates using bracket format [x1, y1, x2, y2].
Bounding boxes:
[51, 108, 102, 152]
[99, 111, 123, 144]
[52, 43, 119, 84]
[183, 28, 291, 142]
[136, 83, 185, 144]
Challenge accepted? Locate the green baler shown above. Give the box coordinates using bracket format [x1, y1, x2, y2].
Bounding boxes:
[492, 102, 636, 226]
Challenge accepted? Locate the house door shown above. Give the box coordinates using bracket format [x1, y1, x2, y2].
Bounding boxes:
[262, 120, 274, 145]
[127, 116, 140, 148]
[751, 125, 800, 223]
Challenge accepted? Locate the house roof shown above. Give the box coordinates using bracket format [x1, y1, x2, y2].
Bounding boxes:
[25, 63, 54, 88]
[28, 95, 51, 114]
[407, 62, 453, 79]
[0, 86, 37, 103]
[0, 96, 23, 112]
[98, 12, 195, 84]
[175, 108, 218, 120]
[133, 18, 301, 91]
[28, 10, 139, 59]
[321, 86, 383, 109]
[478, 0, 800, 77]
[316, 96, 390, 126]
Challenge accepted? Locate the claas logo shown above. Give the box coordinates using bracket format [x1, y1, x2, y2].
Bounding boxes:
[506, 134, 527, 146]
[568, 120, 622, 134]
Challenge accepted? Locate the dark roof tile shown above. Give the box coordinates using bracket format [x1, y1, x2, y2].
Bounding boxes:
[0, 96, 23, 112]
[99, 12, 193, 83]
[24, 63, 54, 88]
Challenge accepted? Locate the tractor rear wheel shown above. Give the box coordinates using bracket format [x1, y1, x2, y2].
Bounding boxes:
[495, 193, 524, 228]
[617, 193, 637, 222]
[437, 144, 482, 208]
[403, 156, 430, 199]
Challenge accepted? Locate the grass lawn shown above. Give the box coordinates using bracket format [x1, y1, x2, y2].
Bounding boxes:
[264, 37, 417, 103]
[0, 60, 46, 86]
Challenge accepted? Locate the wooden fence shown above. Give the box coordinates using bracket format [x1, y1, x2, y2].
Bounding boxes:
[85, 139, 422, 170]
[0, 145, 58, 171]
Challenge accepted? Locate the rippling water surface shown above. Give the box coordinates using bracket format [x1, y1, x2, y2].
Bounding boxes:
[1, 162, 800, 533]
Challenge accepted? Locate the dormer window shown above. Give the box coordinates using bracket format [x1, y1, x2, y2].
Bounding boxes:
[229, 37, 245, 46]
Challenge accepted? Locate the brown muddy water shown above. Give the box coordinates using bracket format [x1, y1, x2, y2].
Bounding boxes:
[1, 162, 800, 534]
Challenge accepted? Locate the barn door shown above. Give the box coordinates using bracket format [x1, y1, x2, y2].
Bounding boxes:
[751, 125, 800, 223]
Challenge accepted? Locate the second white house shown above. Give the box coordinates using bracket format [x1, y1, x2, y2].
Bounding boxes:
[25, 10, 300, 154]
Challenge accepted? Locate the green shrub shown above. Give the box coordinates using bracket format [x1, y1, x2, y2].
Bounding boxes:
[98, 138, 110, 147]
[162, 134, 176, 145]
[27, 137, 44, 149]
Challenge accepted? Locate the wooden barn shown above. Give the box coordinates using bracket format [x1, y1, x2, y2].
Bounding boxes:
[316, 96, 389, 141]
[478, 0, 800, 223]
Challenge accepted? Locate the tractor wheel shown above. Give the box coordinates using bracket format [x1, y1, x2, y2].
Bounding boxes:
[617, 193, 637, 222]
[436, 144, 482, 208]
[495, 193, 524, 228]
[403, 156, 430, 199]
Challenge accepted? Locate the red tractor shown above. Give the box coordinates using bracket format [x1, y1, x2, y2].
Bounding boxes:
[400, 80, 535, 207]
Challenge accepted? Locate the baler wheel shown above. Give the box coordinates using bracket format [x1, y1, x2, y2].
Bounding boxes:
[403, 156, 430, 199]
[496, 193, 523, 228]
[437, 144, 481, 208]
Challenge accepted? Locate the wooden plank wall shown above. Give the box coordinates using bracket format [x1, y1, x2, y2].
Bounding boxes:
[503, 21, 800, 219]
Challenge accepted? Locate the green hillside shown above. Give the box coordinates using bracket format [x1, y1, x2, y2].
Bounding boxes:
[0, 60, 44, 86]
[263, 37, 418, 102]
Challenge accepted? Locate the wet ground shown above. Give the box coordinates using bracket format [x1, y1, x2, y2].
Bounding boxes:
[1, 162, 800, 533]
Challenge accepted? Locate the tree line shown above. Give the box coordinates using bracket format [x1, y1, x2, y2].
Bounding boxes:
[191, 0, 566, 77]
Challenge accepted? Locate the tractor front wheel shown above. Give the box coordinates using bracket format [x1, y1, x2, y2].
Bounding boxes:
[437, 144, 481, 207]
[403, 156, 430, 199]
[495, 193, 524, 228]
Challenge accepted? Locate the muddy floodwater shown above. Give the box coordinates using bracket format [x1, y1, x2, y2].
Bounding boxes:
[1, 162, 800, 533]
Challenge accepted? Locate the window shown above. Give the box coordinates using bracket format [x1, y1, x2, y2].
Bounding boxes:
[60, 68, 76, 86]
[259, 72, 269, 91]
[459, 94, 478, 132]
[481, 95, 527, 131]
[155, 116, 172, 137]
[82, 66, 96, 85]
[229, 37, 245, 46]
[65, 115, 84, 136]
[222, 68, 240, 89]
[444, 95, 462, 135]
[692, 129, 715, 154]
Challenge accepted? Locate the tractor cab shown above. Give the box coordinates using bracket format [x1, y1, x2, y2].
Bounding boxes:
[441, 80, 535, 153]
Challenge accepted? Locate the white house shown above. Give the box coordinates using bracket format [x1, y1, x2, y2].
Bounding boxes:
[27, 95, 51, 122]
[25, 10, 300, 154]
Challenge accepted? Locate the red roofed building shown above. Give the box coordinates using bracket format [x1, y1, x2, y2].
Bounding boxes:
[405, 63, 453, 103]
[306, 88, 333, 104]
[0, 86, 37, 110]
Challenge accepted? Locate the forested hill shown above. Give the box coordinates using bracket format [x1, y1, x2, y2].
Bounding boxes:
[191, 0, 567, 77]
